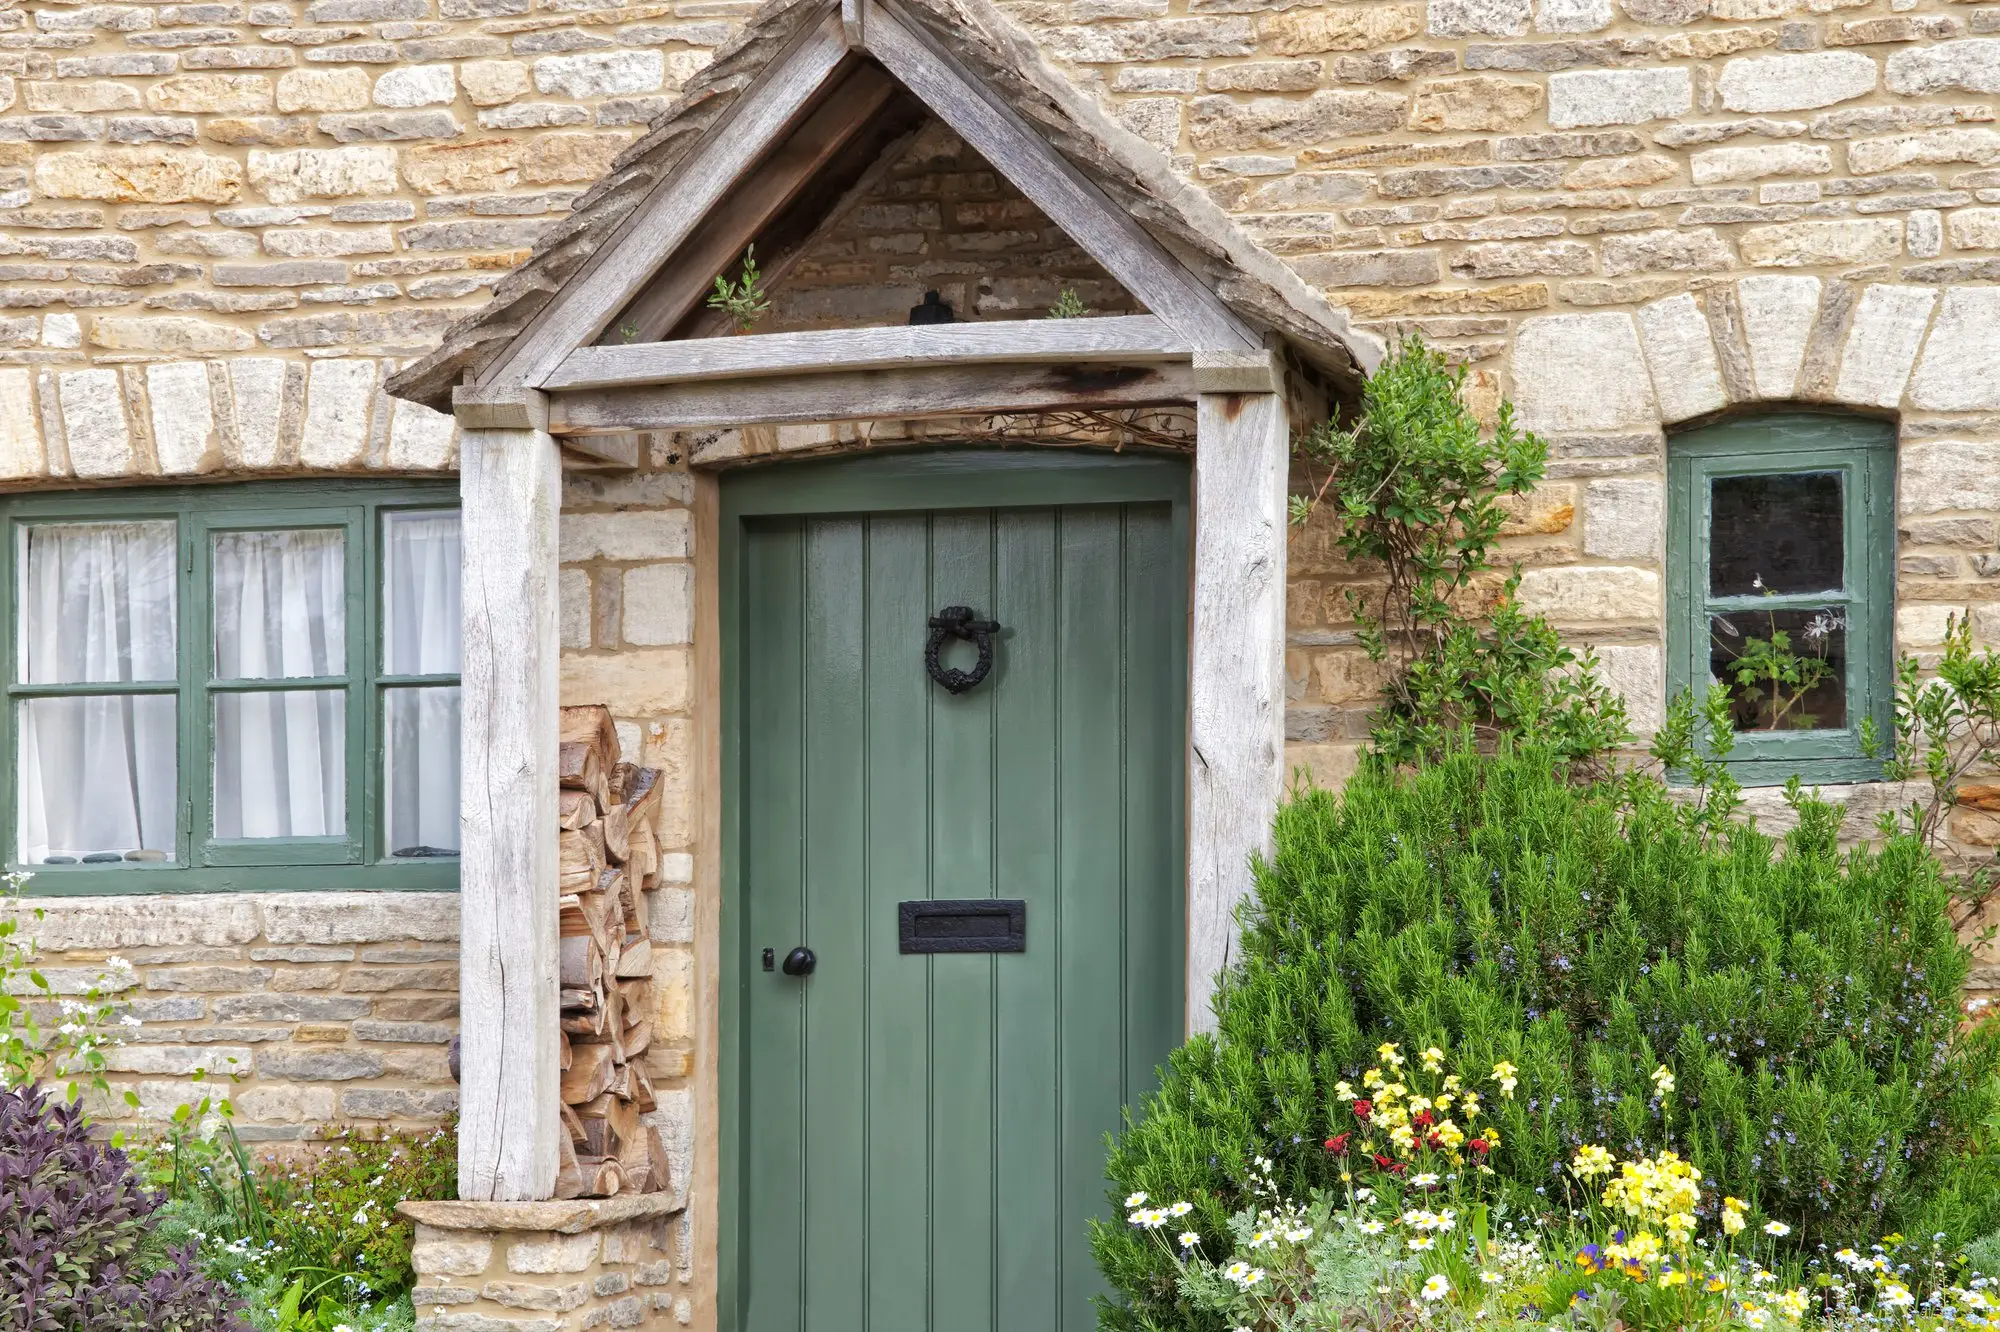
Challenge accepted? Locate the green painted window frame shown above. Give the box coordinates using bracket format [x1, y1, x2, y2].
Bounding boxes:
[1666, 411, 1895, 786]
[3, 478, 460, 895]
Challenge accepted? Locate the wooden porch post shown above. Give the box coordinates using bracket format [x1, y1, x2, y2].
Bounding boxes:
[1188, 352, 1290, 1035]
[456, 392, 564, 1200]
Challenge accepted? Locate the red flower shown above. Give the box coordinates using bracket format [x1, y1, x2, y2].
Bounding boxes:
[1469, 1137, 1492, 1155]
[1425, 1133, 1443, 1151]
[1412, 1109, 1435, 1130]
[1372, 1152, 1395, 1171]
[1352, 1100, 1373, 1121]
[1325, 1133, 1351, 1155]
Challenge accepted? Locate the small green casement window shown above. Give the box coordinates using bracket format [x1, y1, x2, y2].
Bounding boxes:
[4, 480, 460, 893]
[1667, 412, 1895, 785]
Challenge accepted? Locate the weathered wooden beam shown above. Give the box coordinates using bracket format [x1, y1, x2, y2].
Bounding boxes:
[1187, 384, 1289, 1035]
[610, 63, 903, 344]
[542, 315, 1188, 390]
[480, 13, 850, 389]
[559, 433, 643, 470]
[864, 0, 1260, 355]
[458, 425, 565, 1200]
[548, 359, 1195, 432]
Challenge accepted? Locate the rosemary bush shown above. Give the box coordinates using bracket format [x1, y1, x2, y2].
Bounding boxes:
[1095, 741, 2000, 1331]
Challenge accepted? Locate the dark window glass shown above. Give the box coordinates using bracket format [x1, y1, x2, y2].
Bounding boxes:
[1708, 472, 1843, 597]
[1709, 606, 1847, 732]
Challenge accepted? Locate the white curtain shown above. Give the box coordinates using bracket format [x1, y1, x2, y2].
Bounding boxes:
[383, 512, 460, 856]
[18, 521, 179, 864]
[211, 529, 346, 839]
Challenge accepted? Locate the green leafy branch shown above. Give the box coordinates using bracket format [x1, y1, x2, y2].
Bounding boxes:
[706, 244, 771, 333]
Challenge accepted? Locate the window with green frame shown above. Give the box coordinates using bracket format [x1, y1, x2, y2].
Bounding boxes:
[3, 480, 460, 894]
[1667, 412, 1895, 785]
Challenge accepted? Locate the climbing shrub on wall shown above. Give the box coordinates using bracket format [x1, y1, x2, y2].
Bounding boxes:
[1292, 340, 1630, 768]
[1093, 742, 2000, 1332]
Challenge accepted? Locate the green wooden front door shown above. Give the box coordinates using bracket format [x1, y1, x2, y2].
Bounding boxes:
[725, 451, 1187, 1332]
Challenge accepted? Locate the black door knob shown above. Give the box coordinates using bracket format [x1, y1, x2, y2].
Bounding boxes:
[781, 946, 816, 977]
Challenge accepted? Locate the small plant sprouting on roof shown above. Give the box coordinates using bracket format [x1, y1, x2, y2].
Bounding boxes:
[617, 320, 641, 344]
[1047, 287, 1087, 319]
[707, 244, 771, 333]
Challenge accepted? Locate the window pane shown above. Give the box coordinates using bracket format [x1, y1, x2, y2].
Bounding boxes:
[18, 520, 178, 684]
[383, 511, 460, 675]
[385, 685, 458, 857]
[213, 689, 345, 838]
[213, 529, 346, 680]
[19, 694, 176, 863]
[1708, 472, 1843, 597]
[1710, 607, 1847, 732]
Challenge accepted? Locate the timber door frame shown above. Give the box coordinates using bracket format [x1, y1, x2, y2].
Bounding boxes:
[715, 446, 1190, 1332]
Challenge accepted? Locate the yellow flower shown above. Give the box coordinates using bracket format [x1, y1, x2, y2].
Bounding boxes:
[1651, 1064, 1675, 1096]
[1378, 1042, 1406, 1067]
[1777, 1289, 1810, 1318]
[1660, 1270, 1689, 1287]
[1721, 1197, 1747, 1237]
[1490, 1061, 1518, 1098]
[1336, 1080, 1357, 1101]
[1421, 1046, 1445, 1073]
[1434, 1119, 1465, 1148]
[1571, 1145, 1615, 1179]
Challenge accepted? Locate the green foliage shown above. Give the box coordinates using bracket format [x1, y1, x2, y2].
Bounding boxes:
[1095, 744, 2000, 1331]
[1048, 287, 1088, 318]
[0, 868, 131, 1102]
[705, 244, 771, 332]
[1712, 605, 1843, 732]
[1292, 340, 1631, 769]
[1865, 613, 2000, 930]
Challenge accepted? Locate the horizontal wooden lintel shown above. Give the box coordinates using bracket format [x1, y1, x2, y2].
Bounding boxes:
[538, 315, 1191, 392]
[547, 359, 1196, 433]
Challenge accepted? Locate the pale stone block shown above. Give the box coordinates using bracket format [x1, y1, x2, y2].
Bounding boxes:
[1536, 0, 1614, 31]
[1898, 440, 2000, 513]
[1847, 128, 2000, 174]
[1510, 312, 1660, 432]
[1717, 52, 1878, 111]
[1885, 39, 2000, 95]
[8, 894, 262, 950]
[658, 852, 693, 885]
[229, 358, 287, 468]
[561, 648, 690, 716]
[1736, 275, 1821, 399]
[415, 1231, 495, 1278]
[507, 1232, 600, 1275]
[148, 361, 219, 475]
[559, 510, 692, 563]
[1908, 288, 2000, 411]
[1907, 209, 1942, 259]
[1738, 219, 1901, 267]
[58, 368, 135, 478]
[0, 368, 44, 480]
[1589, 642, 1665, 733]
[1427, 0, 1532, 36]
[148, 74, 274, 115]
[262, 891, 459, 943]
[1547, 68, 1691, 127]
[1897, 602, 1962, 648]
[247, 145, 398, 203]
[559, 569, 591, 650]
[1689, 142, 1832, 183]
[650, 887, 694, 945]
[35, 148, 242, 204]
[105, 1045, 254, 1076]
[374, 63, 456, 108]
[1515, 566, 1663, 623]
[92, 316, 254, 354]
[386, 397, 455, 469]
[41, 315, 80, 349]
[1582, 478, 1664, 561]
[622, 563, 693, 647]
[275, 67, 371, 113]
[1634, 293, 1727, 423]
[1833, 284, 1937, 409]
[654, 947, 692, 1042]
[533, 50, 664, 99]
[230, 1083, 338, 1123]
[300, 358, 375, 467]
[1947, 206, 2000, 250]
[462, 60, 530, 106]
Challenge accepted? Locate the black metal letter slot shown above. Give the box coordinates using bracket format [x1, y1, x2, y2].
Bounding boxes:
[898, 899, 1026, 954]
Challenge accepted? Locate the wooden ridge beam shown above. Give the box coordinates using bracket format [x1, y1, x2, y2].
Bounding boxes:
[548, 359, 1195, 432]
[541, 315, 1188, 390]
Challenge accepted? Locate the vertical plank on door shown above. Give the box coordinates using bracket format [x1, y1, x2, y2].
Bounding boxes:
[801, 518, 868, 1326]
[1055, 506, 1127, 1325]
[863, 514, 935, 1332]
[1121, 505, 1184, 1107]
[926, 510, 997, 1332]
[992, 508, 1060, 1332]
[741, 519, 807, 1332]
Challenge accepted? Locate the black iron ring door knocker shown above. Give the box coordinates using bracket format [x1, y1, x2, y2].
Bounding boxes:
[924, 605, 1001, 695]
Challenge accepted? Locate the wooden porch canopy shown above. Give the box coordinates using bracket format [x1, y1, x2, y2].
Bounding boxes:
[386, 0, 1382, 1203]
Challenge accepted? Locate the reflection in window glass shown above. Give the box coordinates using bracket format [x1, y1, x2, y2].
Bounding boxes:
[1709, 607, 1847, 733]
[19, 694, 177, 863]
[214, 690, 346, 838]
[383, 511, 461, 676]
[18, 521, 178, 684]
[213, 529, 345, 679]
[385, 685, 459, 857]
[1708, 472, 1843, 597]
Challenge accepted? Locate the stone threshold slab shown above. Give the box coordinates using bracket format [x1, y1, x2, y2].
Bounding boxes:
[398, 1192, 685, 1233]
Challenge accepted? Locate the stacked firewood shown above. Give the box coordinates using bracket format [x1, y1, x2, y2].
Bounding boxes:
[555, 704, 671, 1199]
